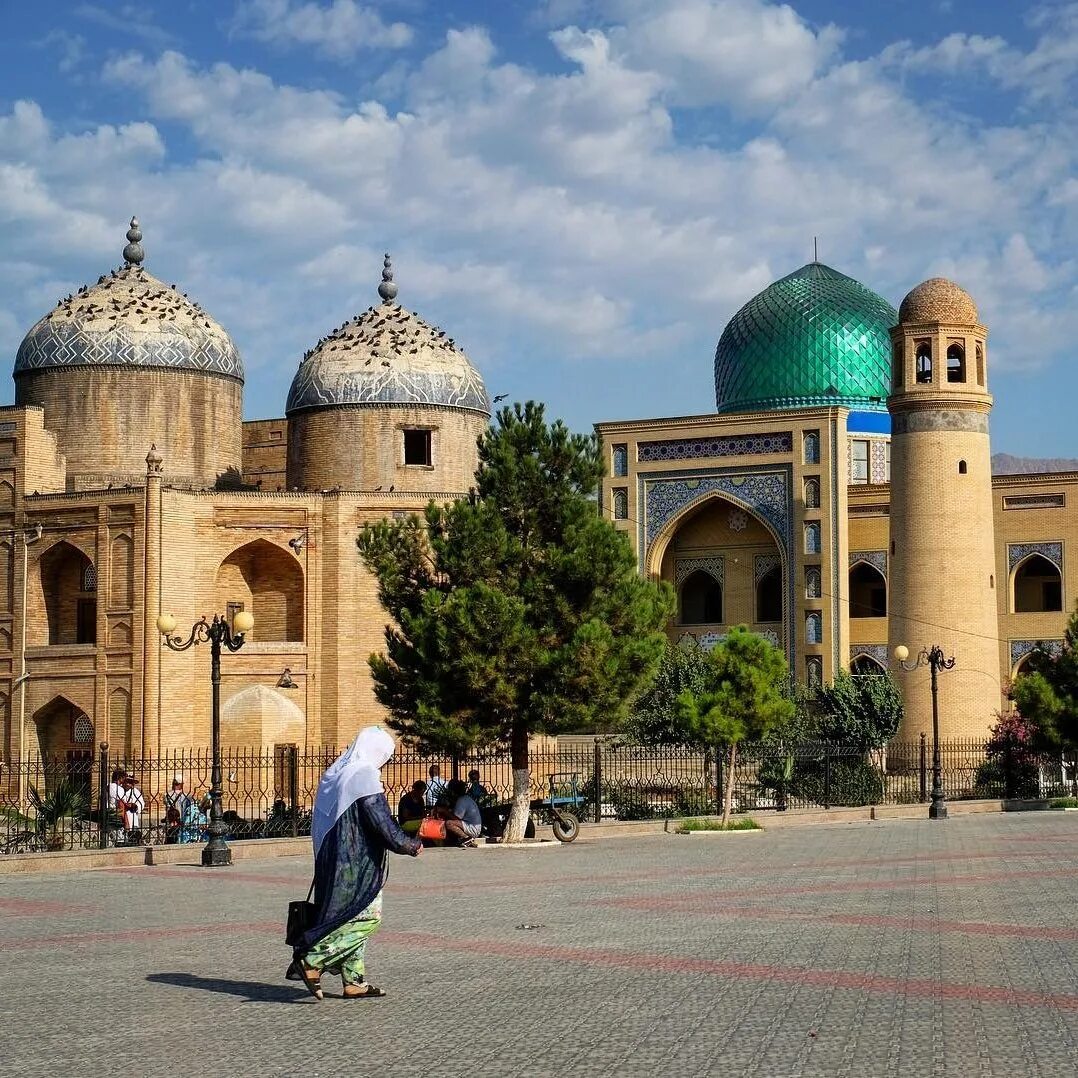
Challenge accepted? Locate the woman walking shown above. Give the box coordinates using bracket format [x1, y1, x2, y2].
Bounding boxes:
[290, 727, 421, 1000]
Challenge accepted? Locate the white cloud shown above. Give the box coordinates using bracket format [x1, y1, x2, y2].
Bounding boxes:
[3, 0, 1078, 429]
[231, 0, 412, 58]
[601, 0, 843, 112]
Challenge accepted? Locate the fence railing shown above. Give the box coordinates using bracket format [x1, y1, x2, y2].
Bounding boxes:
[1, 737, 1074, 854]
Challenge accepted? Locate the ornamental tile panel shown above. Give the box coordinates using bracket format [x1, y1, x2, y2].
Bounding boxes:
[611, 444, 628, 477]
[849, 550, 887, 575]
[675, 556, 724, 590]
[644, 471, 789, 548]
[1007, 542, 1063, 573]
[754, 553, 781, 587]
[851, 645, 890, 671]
[637, 432, 792, 462]
[870, 439, 889, 483]
[714, 262, 896, 414]
[1010, 639, 1064, 667]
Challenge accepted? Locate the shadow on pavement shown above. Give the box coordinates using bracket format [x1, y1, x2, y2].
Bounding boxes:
[147, 972, 310, 1004]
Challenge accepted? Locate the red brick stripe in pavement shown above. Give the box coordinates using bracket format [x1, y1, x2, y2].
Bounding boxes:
[10, 919, 1078, 1012]
[595, 899, 1078, 942]
[605, 864, 1078, 904]
[379, 930, 1078, 1013]
[0, 897, 95, 915]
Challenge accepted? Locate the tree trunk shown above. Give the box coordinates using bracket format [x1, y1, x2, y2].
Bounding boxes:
[503, 722, 531, 843]
[721, 741, 738, 828]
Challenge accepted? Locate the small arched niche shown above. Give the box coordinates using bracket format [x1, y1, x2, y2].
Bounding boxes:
[1012, 554, 1062, 614]
[680, 570, 723, 625]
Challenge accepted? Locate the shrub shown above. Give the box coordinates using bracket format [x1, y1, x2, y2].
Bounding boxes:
[609, 786, 657, 820]
[788, 758, 883, 807]
[1050, 796, 1078, 808]
[983, 711, 1042, 798]
[674, 787, 714, 817]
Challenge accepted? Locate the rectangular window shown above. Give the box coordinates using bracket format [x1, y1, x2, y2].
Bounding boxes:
[883, 442, 891, 483]
[851, 440, 869, 484]
[76, 599, 96, 645]
[226, 602, 245, 633]
[403, 429, 433, 467]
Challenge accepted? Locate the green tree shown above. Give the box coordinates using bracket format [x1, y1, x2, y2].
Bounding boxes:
[1012, 607, 1078, 793]
[810, 668, 904, 763]
[626, 639, 713, 745]
[357, 401, 674, 841]
[675, 627, 795, 826]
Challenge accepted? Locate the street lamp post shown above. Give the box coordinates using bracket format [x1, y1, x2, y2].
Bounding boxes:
[157, 611, 254, 866]
[894, 643, 955, 820]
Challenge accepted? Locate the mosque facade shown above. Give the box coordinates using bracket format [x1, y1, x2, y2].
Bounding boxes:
[598, 264, 1078, 741]
[1, 221, 1076, 767]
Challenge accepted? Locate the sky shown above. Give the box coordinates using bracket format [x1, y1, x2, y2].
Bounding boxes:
[1, 0, 1076, 455]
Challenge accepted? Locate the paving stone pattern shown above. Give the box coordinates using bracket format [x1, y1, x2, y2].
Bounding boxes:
[3, 814, 1078, 1077]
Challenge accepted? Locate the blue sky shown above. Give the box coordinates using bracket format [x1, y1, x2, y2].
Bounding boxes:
[1, 1, 1076, 455]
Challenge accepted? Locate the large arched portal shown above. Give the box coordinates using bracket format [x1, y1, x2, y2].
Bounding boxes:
[658, 495, 784, 648]
[215, 540, 305, 642]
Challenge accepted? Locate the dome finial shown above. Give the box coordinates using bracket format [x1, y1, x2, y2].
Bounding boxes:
[123, 216, 144, 266]
[377, 252, 398, 304]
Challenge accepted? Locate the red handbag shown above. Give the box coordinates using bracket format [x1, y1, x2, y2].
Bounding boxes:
[417, 818, 447, 842]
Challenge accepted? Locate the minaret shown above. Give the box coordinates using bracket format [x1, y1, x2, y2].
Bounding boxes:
[887, 278, 1000, 740]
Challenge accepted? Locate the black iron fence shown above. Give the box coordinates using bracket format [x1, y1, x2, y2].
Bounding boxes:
[1, 736, 1074, 854]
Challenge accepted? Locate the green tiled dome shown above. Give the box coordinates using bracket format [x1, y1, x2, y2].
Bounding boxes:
[714, 262, 897, 414]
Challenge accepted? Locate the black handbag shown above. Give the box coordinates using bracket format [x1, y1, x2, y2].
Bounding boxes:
[286, 880, 316, 947]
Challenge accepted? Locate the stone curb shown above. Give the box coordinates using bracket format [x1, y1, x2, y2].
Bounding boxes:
[0, 798, 1052, 874]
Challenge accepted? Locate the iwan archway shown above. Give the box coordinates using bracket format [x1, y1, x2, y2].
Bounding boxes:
[654, 493, 786, 654]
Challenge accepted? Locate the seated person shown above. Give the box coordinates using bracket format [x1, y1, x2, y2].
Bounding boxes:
[466, 769, 490, 804]
[397, 780, 428, 835]
[443, 778, 483, 847]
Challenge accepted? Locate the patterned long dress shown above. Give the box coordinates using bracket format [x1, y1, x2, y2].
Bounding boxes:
[297, 793, 419, 985]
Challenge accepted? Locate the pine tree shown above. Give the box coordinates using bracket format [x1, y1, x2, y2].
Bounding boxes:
[358, 402, 674, 841]
[675, 626, 795, 826]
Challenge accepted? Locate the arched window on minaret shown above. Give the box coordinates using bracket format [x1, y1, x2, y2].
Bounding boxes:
[915, 340, 933, 384]
[947, 342, 966, 383]
[976, 342, 985, 385]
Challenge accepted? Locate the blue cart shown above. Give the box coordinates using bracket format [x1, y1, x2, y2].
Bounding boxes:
[529, 771, 584, 842]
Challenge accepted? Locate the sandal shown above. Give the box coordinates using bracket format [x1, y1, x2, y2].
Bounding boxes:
[342, 983, 387, 998]
[297, 962, 323, 1001]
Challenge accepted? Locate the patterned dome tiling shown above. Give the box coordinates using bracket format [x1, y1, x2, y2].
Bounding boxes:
[14, 220, 243, 381]
[286, 256, 490, 416]
[713, 262, 897, 415]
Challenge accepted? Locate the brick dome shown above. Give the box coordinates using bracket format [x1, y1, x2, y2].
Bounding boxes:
[898, 278, 978, 326]
[15, 219, 242, 383]
[286, 255, 489, 418]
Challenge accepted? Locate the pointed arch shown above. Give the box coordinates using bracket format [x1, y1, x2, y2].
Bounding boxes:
[110, 533, 134, 609]
[108, 687, 131, 750]
[849, 561, 887, 618]
[33, 540, 97, 646]
[946, 341, 966, 383]
[215, 539, 305, 642]
[1012, 553, 1062, 613]
[756, 564, 782, 623]
[680, 570, 723, 625]
[851, 654, 886, 676]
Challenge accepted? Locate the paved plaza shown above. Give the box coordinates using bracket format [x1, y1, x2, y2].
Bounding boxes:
[3, 814, 1078, 1077]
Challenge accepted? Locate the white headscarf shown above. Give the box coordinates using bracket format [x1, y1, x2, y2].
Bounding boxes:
[311, 726, 396, 854]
